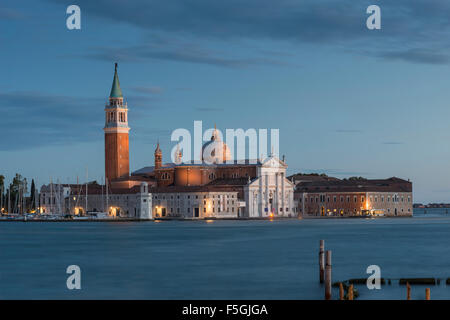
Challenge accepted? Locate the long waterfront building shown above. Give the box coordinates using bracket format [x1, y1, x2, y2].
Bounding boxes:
[294, 176, 413, 217]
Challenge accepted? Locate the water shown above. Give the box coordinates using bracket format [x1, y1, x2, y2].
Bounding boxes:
[1, 208, 450, 300]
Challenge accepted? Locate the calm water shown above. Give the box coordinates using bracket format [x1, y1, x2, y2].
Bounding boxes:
[1, 208, 450, 300]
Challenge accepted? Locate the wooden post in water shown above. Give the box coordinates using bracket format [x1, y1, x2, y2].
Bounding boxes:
[319, 240, 325, 283]
[425, 288, 430, 300]
[325, 250, 332, 300]
[339, 282, 344, 300]
[406, 282, 411, 300]
[348, 284, 354, 300]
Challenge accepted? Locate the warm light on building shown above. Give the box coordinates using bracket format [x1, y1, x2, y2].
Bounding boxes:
[110, 207, 120, 217]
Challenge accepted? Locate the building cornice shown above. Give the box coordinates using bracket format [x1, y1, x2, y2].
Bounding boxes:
[104, 127, 130, 134]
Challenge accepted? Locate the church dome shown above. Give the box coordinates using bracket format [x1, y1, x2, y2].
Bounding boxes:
[201, 126, 232, 164]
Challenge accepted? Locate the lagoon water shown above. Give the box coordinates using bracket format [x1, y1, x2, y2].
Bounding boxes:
[1, 208, 450, 300]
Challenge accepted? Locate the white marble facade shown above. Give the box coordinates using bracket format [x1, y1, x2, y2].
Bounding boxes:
[244, 156, 295, 218]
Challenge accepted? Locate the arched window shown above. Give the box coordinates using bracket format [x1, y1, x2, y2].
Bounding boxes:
[209, 173, 216, 180]
[161, 172, 171, 180]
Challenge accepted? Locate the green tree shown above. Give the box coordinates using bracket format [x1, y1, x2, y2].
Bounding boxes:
[30, 179, 36, 210]
[0, 175, 4, 213]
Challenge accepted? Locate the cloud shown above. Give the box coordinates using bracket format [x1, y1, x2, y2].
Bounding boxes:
[0, 91, 162, 151]
[83, 42, 291, 68]
[45, 0, 450, 66]
[379, 49, 450, 65]
[0, 91, 103, 151]
[0, 7, 25, 20]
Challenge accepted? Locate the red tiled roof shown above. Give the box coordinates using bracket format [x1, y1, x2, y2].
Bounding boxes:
[295, 177, 412, 193]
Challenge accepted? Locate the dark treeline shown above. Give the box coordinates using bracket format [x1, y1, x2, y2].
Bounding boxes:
[0, 174, 37, 214]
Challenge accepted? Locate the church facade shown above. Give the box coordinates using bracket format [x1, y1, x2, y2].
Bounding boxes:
[131, 125, 296, 218]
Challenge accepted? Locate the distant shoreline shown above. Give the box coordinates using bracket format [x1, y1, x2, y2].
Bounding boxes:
[0, 215, 416, 222]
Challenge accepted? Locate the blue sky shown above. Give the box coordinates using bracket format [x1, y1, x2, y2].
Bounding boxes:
[1, 0, 450, 203]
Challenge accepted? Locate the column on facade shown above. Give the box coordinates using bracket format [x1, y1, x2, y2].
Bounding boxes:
[275, 172, 279, 215]
[281, 172, 285, 215]
[259, 177, 263, 217]
[265, 174, 269, 216]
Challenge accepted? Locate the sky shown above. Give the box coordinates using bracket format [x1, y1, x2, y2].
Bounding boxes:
[1, 0, 450, 203]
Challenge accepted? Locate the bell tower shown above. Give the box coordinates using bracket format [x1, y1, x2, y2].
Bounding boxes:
[154, 142, 162, 169]
[104, 63, 130, 181]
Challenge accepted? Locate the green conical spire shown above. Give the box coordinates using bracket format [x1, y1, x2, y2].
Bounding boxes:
[110, 63, 123, 98]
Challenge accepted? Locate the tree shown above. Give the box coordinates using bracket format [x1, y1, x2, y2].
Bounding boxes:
[30, 179, 36, 210]
[348, 176, 367, 181]
[9, 174, 27, 213]
[0, 175, 4, 213]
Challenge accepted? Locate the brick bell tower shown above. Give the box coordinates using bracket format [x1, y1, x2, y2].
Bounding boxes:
[104, 63, 130, 181]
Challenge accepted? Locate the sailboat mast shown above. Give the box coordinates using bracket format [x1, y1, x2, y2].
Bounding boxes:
[106, 177, 109, 215]
[0, 183, 3, 214]
[101, 177, 104, 213]
[8, 186, 10, 214]
[50, 178, 53, 215]
[85, 168, 88, 214]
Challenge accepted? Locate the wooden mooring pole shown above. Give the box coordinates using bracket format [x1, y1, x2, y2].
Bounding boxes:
[348, 284, 354, 300]
[339, 282, 344, 300]
[406, 282, 411, 300]
[319, 240, 325, 283]
[325, 250, 332, 300]
[425, 288, 430, 300]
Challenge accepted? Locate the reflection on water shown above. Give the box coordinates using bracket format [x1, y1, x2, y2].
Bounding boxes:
[1, 208, 450, 300]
